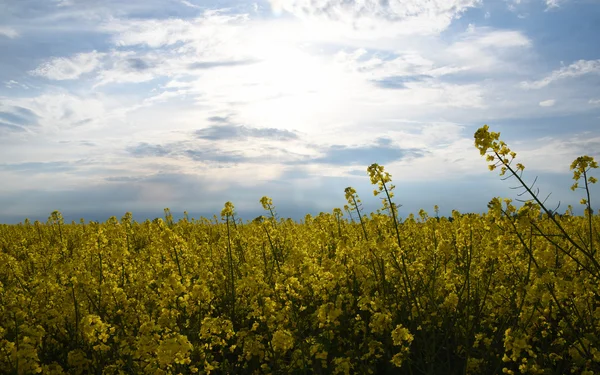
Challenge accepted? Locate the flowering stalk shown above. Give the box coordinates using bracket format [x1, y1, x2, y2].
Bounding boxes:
[367, 163, 420, 316]
[570, 156, 598, 257]
[221, 201, 237, 325]
[475, 125, 600, 275]
[344, 187, 369, 241]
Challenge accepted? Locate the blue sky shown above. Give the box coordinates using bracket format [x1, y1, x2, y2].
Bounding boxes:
[0, 0, 599, 223]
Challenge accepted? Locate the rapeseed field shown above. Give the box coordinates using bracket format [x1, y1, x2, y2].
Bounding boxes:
[0, 126, 598, 374]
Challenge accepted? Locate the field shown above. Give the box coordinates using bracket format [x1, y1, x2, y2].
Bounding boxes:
[0, 126, 598, 375]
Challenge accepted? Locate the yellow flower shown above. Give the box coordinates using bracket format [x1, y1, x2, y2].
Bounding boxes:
[220, 201, 235, 219]
[442, 292, 459, 311]
[391, 325, 414, 346]
[271, 329, 294, 353]
[369, 312, 392, 334]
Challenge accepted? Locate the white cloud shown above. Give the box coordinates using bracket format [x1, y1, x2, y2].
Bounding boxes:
[180, 0, 203, 9]
[520, 59, 600, 89]
[333, 48, 436, 78]
[516, 134, 600, 173]
[105, 18, 195, 48]
[4, 80, 29, 89]
[101, 11, 250, 49]
[329, 27, 531, 80]
[0, 92, 111, 135]
[268, 0, 482, 36]
[539, 99, 555, 107]
[53, 0, 75, 6]
[462, 27, 530, 48]
[0, 27, 19, 38]
[429, 27, 533, 75]
[70, 14, 536, 143]
[29, 50, 105, 80]
[590, 99, 600, 106]
[92, 50, 165, 87]
[544, 0, 563, 10]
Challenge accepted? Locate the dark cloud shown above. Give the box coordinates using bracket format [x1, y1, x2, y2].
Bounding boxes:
[292, 142, 425, 166]
[207, 116, 230, 123]
[126, 58, 151, 71]
[127, 142, 173, 157]
[195, 124, 298, 141]
[73, 118, 93, 126]
[372, 75, 432, 89]
[375, 137, 394, 146]
[127, 134, 421, 168]
[188, 60, 258, 70]
[126, 141, 259, 164]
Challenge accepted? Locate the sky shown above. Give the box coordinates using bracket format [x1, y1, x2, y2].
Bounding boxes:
[0, 0, 599, 224]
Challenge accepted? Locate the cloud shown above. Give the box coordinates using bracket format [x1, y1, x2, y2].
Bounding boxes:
[29, 50, 105, 80]
[184, 149, 248, 163]
[188, 60, 259, 70]
[104, 176, 143, 182]
[0, 122, 26, 133]
[207, 116, 230, 123]
[296, 139, 425, 166]
[195, 124, 299, 141]
[0, 106, 40, 127]
[332, 27, 531, 83]
[0, 161, 76, 174]
[444, 27, 532, 72]
[125, 137, 307, 167]
[92, 51, 165, 87]
[459, 28, 531, 48]
[0, 27, 19, 39]
[2, 0, 598, 224]
[544, 0, 564, 10]
[126, 141, 253, 164]
[126, 129, 424, 169]
[141, 90, 188, 106]
[268, 0, 482, 36]
[4, 80, 30, 89]
[372, 75, 432, 89]
[59, 140, 97, 147]
[333, 48, 436, 79]
[180, 0, 203, 9]
[520, 59, 600, 89]
[514, 132, 600, 174]
[101, 11, 249, 49]
[127, 143, 173, 158]
[53, 0, 75, 6]
[539, 99, 555, 107]
[125, 58, 152, 71]
[106, 18, 193, 48]
[0, 92, 111, 133]
[85, 12, 258, 87]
